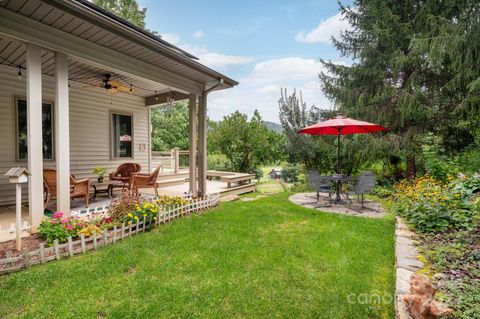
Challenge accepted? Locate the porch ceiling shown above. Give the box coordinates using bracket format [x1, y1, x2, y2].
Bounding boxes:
[0, 34, 174, 98]
[0, 0, 238, 92]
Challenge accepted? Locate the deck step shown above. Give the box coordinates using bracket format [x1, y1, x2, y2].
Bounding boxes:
[156, 178, 185, 188]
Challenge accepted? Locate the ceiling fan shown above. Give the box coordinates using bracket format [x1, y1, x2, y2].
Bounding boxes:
[87, 73, 133, 94]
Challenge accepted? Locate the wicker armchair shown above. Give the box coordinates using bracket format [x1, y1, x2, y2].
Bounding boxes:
[109, 163, 141, 188]
[130, 166, 161, 197]
[43, 168, 90, 209]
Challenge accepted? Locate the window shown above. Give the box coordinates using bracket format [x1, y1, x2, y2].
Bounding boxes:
[16, 99, 54, 160]
[111, 113, 133, 158]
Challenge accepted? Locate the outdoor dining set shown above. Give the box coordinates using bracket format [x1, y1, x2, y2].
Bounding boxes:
[307, 170, 376, 207]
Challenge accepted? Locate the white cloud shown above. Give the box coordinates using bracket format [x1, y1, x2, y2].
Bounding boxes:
[197, 53, 254, 68]
[208, 57, 334, 122]
[161, 33, 180, 45]
[295, 11, 352, 44]
[193, 30, 204, 38]
[249, 57, 324, 84]
[179, 44, 254, 68]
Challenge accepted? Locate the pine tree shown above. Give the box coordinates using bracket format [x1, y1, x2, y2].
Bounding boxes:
[320, 0, 480, 177]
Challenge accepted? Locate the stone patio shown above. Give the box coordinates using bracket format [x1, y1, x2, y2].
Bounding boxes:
[288, 192, 387, 218]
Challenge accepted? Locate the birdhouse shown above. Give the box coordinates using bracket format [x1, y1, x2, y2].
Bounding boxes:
[4, 167, 30, 184]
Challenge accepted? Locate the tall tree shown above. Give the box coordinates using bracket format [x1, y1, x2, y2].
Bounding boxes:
[208, 110, 284, 172]
[278, 88, 336, 170]
[320, 0, 480, 177]
[151, 102, 190, 151]
[92, 0, 147, 29]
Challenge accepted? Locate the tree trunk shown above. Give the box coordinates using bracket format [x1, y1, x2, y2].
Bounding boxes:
[406, 155, 416, 179]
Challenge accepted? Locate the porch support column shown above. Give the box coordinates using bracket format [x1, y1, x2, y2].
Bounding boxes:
[55, 52, 70, 214]
[188, 94, 197, 197]
[26, 43, 43, 229]
[197, 94, 207, 197]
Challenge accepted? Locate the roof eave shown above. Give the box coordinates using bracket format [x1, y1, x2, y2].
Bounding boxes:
[41, 0, 238, 88]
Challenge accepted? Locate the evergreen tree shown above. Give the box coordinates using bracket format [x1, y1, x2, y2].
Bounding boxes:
[320, 0, 480, 177]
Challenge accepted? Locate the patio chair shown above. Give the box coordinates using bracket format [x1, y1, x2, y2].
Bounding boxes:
[130, 166, 161, 197]
[109, 163, 141, 189]
[346, 171, 376, 208]
[307, 170, 334, 205]
[43, 168, 90, 209]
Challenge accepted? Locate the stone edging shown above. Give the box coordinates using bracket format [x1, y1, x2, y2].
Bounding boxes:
[395, 216, 424, 319]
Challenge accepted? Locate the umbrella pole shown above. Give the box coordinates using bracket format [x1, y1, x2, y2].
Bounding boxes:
[335, 129, 341, 203]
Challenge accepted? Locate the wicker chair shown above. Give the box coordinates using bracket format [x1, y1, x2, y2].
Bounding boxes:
[130, 166, 161, 197]
[109, 163, 141, 189]
[43, 168, 90, 209]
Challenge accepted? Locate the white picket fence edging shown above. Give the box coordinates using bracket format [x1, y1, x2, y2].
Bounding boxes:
[0, 193, 220, 275]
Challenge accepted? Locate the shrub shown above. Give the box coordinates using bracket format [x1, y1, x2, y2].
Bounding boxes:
[156, 195, 188, 207]
[373, 185, 393, 198]
[207, 153, 231, 171]
[38, 212, 85, 245]
[251, 168, 263, 180]
[281, 166, 300, 183]
[393, 175, 479, 232]
[108, 193, 141, 222]
[122, 200, 159, 227]
[77, 224, 102, 237]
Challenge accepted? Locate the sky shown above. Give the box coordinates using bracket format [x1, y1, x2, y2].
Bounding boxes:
[140, 0, 353, 123]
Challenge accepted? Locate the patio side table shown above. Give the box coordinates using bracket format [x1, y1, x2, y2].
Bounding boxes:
[90, 180, 123, 199]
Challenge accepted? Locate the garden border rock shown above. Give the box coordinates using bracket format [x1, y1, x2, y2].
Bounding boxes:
[395, 216, 424, 319]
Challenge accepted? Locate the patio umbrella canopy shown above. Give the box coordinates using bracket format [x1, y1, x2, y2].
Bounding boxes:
[297, 115, 387, 174]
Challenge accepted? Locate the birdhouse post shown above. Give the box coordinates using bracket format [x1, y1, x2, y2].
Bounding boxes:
[4, 167, 30, 251]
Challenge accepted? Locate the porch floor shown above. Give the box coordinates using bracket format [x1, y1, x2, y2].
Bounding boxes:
[0, 179, 255, 242]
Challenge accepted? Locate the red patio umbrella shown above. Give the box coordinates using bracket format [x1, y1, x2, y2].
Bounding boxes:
[297, 115, 387, 174]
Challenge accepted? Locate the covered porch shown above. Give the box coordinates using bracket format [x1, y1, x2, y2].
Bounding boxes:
[0, 0, 238, 239]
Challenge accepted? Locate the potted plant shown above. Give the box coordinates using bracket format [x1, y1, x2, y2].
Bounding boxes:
[93, 167, 107, 183]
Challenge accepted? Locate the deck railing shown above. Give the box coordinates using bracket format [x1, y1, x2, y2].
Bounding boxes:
[151, 148, 193, 173]
[0, 194, 220, 275]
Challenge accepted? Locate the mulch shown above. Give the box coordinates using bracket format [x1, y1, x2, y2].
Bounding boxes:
[0, 234, 45, 259]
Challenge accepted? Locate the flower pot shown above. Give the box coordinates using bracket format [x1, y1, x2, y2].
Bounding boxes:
[98, 177, 104, 183]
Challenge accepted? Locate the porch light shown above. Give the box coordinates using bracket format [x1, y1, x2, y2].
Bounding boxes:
[129, 84, 133, 94]
[17, 66, 22, 79]
[155, 90, 158, 101]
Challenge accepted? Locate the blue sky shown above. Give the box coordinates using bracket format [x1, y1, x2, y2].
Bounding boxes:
[140, 0, 353, 122]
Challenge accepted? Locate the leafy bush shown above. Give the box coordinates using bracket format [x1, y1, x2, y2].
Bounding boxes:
[122, 200, 159, 226]
[156, 195, 188, 206]
[393, 175, 479, 232]
[108, 193, 141, 222]
[251, 168, 263, 180]
[207, 153, 232, 171]
[281, 166, 300, 183]
[373, 185, 394, 198]
[38, 212, 85, 245]
[77, 224, 102, 238]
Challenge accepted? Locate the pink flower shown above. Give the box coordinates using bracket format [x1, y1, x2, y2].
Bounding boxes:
[50, 219, 57, 224]
[60, 218, 69, 224]
[52, 212, 63, 219]
[65, 224, 74, 230]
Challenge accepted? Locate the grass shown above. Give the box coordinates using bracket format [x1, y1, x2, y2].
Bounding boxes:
[0, 193, 395, 318]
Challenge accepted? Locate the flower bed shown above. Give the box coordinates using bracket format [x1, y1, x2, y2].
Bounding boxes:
[0, 194, 219, 275]
[392, 174, 480, 318]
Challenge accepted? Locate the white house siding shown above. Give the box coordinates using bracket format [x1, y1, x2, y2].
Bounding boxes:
[0, 65, 149, 206]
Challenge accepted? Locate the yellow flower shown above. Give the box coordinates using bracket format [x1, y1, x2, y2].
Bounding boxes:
[135, 216, 139, 220]
[128, 213, 133, 218]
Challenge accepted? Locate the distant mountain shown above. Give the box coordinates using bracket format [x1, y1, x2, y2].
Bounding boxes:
[263, 121, 283, 133]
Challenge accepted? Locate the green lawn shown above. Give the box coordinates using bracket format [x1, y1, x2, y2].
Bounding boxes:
[0, 193, 395, 318]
